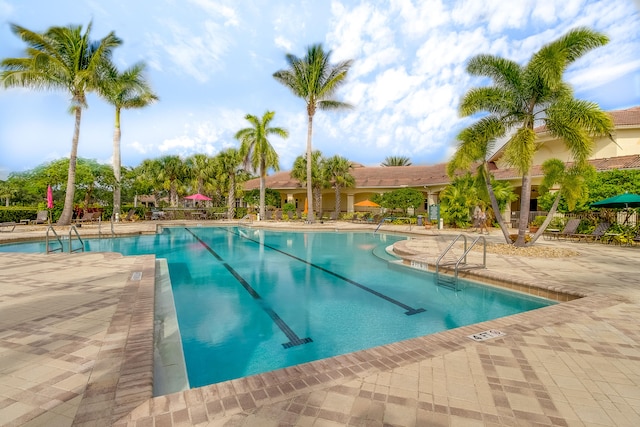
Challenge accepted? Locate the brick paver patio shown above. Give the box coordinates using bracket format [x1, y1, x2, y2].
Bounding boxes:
[1, 221, 639, 426]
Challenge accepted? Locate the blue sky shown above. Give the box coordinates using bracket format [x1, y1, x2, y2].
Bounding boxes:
[1, 0, 639, 180]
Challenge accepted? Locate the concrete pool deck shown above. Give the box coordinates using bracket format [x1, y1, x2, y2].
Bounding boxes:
[0, 220, 639, 426]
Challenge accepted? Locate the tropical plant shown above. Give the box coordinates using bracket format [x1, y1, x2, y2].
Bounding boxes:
[98, 61, 158, 220]
[455, 27, 614, 246]
[378, 188, 424, 216]
[155, 155, 185, 206]
[235, 111, 288, 220]
[273, 43, 353, 223]
[322, 155, 354, 216]
[1, 22, 122, 225]
[243, 189, 281, 211]
[439, 175, 477, 228]
[215, 148, 243, 219]
[381, 156, 412, 166]
[186, 154, 216, 195]
[291, 150, 325, 215]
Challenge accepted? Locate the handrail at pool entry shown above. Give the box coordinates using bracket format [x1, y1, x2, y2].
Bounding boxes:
[435, 234, 467, 289]
[435, 234, 487, 290]
[69, 226, 85, 253]
[45, 225, 64, 253]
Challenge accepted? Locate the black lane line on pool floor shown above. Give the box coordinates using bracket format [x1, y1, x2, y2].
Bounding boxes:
[230, 228, 425, 316]
[185, 228, 312, 349]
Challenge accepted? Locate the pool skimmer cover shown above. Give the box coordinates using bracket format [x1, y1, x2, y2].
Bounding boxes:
[468, 329, 506, 342]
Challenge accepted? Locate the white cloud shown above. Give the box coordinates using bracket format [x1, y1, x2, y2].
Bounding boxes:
[148, 8, 233, 83]
[188, 0, 239, 26]
[391, 0, 450, 38]
[367, 67, 424, 111]
[274, 35, 292, 51]
[0, 0, 13, 18]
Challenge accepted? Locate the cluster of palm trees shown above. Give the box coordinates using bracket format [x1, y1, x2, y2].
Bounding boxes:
[290, 151, 355, 218]
[1, 19, 353, 225]
[449, 27, 614, 247]
[1, 22, 158, 225]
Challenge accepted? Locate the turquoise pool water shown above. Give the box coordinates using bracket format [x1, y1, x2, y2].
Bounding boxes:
[0, 226, 554, 387]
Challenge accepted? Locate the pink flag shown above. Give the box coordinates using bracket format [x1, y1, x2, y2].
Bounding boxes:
[47, 185, 53, 209]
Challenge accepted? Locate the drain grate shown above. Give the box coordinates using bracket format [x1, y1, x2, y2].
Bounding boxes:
[130, 272, 143, 281]
[468, 329, 505, 342]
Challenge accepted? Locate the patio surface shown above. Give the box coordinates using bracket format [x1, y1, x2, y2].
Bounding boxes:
[0, 220, 639, 426]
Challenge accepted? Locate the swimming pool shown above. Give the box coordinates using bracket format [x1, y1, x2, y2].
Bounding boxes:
[0, 226, 554, 387]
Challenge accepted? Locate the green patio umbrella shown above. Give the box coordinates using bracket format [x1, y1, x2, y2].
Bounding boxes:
[590, 193, 640, 209]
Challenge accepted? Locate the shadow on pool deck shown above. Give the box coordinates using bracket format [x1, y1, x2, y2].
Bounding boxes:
[1, 221, 640, 426]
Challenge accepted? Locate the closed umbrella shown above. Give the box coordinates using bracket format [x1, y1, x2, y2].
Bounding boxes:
[46, 185, 54, 209]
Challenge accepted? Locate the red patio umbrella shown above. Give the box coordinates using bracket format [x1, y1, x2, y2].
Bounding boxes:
[184, 193, 212, 201]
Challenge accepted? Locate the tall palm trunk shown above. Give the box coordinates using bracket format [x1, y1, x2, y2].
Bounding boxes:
[112, 107, 122, 221]
[228, 175, 236, 220]
[514, 172, 533, 246]
[334, 186, 341, 216]
[58, 108, 82, 225]
[259, 167, 266, 220]
[306, 114, 314, 222]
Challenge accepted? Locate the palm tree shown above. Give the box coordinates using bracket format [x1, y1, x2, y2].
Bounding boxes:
[235, 111, 288, 220]
[215, 148, 243, 220]
[291, 150, 325, 216]
[98, 61, 158, 221]
[323, 155, 354, 217]
[455, 27, 614, 246]
[186, 154, 216, 195]
[273, 44, 353, 222]
[1, 22, 122, 225]
[381, 156, 412, 166]
[157, 155, 185, 207]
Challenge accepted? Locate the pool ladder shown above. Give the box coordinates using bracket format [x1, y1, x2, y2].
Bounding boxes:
[46, 225, 85, 253]
[435, 234, 486, 290]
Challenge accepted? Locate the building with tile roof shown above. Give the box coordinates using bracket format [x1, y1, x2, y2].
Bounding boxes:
[244, 106, 640, 219]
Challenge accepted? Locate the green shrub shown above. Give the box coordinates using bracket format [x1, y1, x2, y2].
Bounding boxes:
[0, 207, 39, 222]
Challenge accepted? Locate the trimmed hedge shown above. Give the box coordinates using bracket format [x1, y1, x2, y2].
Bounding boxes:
[0, 207, 39, 223]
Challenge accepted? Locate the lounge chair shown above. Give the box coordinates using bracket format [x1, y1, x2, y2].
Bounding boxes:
[123, 209, 136, 221]
[0, 222, 16, 232]
[571, 222, 610, 242]
[555, 218, 581, 240]
[31, 210, 49, 225]
[76, 211, 96, 224]
[274, 210, 283, 221]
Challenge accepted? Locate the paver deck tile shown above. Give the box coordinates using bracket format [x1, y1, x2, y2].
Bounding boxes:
[1, 223, 640, 425]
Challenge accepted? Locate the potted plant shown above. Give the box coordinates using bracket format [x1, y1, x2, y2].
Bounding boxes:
[529, 215, 546, 233]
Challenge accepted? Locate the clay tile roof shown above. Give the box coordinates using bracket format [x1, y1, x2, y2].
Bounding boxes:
[609, 106, 640, 126]
[533, 105, 640, 133]
[491, 154, 640, 180]
[244, 164, 457, 190]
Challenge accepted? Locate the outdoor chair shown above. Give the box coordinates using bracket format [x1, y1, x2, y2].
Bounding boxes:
[75, 211, 94, 224]
[570, 222, 611, 242]
[31, 210, 49, 225]
[124, 209, 136, 221]
[556, 218, 581, 240]
[0, 222, 16, 232]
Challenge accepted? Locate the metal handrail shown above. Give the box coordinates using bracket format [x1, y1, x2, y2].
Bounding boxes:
[45, 225, 64, 253]
[435, 234, 486, 290]
[69, 226, 85, 253]
[238, 214, 253, 225]
[453, 235, 486, 278]
[435, 234, 467, 276]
